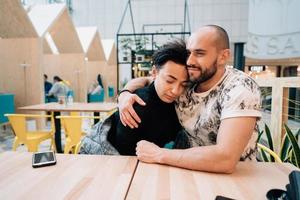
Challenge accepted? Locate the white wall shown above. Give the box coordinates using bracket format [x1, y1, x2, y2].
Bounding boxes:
[245, 0, 300, 59]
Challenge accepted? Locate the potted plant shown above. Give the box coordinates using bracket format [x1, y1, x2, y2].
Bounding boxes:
[257, 124, 300, 168]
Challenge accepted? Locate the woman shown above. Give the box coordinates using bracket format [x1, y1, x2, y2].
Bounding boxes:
[88, 74, 104, 95]
[80, 39, 189, 155]
[48, 76, 70, 98]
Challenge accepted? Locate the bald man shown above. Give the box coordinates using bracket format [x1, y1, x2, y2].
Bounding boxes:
[118, 25, 261, 173]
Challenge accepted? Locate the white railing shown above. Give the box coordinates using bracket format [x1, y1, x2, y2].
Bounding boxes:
[256, 77, 300, 153]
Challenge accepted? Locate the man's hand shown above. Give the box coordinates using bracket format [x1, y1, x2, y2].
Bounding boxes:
[118, 91, 146, 128]
[136, 140, 164, 163]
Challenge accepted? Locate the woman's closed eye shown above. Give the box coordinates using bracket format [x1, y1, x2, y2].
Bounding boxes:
[166, 79, 174, 84]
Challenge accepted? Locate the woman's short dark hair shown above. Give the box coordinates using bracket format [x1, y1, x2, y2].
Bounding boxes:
[152, 39, 187, 70]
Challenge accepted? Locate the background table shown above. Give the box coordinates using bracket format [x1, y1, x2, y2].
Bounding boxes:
[19, 102, 118, 153]
[0, 152, 137, 200]
[18, 102, 117, 112]
[126, 161, 298, 200]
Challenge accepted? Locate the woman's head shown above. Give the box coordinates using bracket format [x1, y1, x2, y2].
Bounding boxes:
[53, 76, 62, 82]
[152, 39, 189, 103]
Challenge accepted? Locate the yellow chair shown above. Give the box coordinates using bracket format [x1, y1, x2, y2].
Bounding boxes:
[257, 143, 282, 163]
[57, 115, 101, 154]
[58, 109, 117, 154]
[5, 114, 55, 152]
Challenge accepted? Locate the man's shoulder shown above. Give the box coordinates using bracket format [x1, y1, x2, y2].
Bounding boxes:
[221, 68, 260, 91]
[226, 68, 258, 84]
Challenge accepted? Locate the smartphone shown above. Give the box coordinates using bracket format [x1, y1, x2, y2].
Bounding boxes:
[32, 151, 57, 168]
[215, 195, 236, 200]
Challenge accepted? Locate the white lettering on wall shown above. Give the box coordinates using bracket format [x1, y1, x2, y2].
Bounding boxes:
[245, 32, 300, 59]
[267, 37, 279, 55]
[246, 0, 300, 59]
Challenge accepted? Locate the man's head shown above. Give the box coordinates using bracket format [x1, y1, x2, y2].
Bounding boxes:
[44, 74, 48, 82]
[186, 25, 230, 84]
[152, 39, 189, 103]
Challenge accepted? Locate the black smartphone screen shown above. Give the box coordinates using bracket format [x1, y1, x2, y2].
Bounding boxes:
[32, 151, 56, 168]
[215, 195, 236, 200]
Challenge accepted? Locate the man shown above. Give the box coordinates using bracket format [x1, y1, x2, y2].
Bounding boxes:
[80, 40, 189, 155]
[118, 25, 261, 173]
[44, 74, 52, 95]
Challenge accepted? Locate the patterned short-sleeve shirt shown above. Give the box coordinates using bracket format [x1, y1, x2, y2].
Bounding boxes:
[175, 68, 261, 161]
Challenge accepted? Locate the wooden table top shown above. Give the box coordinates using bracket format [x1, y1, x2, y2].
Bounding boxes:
[18, 102, 118, 112]
[126, 161, 299, 200]
[1, 151, 298, 200]
[0, 152, 137, 200]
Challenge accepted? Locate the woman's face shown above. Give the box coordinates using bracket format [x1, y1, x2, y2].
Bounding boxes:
[153, 61, 189, 103]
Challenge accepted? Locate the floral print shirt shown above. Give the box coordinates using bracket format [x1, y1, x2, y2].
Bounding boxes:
[175, 68, 261, 161]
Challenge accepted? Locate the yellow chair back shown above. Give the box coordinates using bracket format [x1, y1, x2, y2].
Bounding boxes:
[57, 115, 101, 154]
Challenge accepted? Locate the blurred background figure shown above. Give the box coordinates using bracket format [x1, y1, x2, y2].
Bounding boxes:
[89, 74, 103, 95]
[48, 76, 70, 98]
[44, 74, 52, 95]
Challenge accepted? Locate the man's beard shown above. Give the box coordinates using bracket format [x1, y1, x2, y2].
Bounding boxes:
[189, 59, 218, 85]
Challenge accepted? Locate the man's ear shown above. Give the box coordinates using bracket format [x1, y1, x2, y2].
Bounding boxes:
[151, 66, 158, 79]
[218, 49, 230, 65]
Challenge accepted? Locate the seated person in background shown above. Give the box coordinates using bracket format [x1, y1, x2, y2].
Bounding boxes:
[44, 74, 52, 95]
[80, 39, 189, 155]
[118, 25, 261, 173]
[48, 76, 70, 98]
[88, 74, 104, 95]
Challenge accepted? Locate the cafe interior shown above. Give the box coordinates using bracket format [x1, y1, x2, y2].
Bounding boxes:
[0, 0, 299, 199]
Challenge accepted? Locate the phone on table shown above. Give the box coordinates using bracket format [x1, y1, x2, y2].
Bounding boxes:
[215, 195, 235, 200]
[32, 151, 57, 168]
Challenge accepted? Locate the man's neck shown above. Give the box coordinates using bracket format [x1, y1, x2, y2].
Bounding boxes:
[195, 67, 226, 93]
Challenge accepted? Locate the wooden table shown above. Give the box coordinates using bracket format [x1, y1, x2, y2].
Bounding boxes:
[19, 102, 118, 153]
[0, 152, 137, 200]
[126, 161, 299, 200]
[1, 151, 298, 200]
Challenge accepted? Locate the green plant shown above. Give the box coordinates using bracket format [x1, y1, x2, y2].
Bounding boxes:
[134, 36, 149, 53]
[120, 37, 134, 55]
[257, 124, 300, 167]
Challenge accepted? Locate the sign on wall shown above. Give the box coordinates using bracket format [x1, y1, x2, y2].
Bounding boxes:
[245, 0, 300, 59]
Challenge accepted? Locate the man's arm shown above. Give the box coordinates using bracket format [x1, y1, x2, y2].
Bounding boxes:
[122, 76, 153, 91]
[118, 77, 153, 128]
[136, 117, 257, 173]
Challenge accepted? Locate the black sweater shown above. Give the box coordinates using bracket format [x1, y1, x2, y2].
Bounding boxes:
[108, 82, 182, 155]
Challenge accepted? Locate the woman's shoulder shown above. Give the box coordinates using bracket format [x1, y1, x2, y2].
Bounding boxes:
[134, 85, 156, 104]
